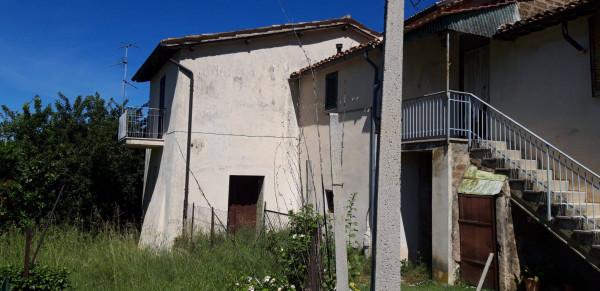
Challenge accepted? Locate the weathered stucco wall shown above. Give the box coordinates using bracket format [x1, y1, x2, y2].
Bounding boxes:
[403, 33, 460, 99]
[297, 48, 383, 246]
[139, 28, 372, 248]
[490, 16, 600, 172]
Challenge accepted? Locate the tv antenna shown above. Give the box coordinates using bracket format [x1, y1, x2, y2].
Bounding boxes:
[117, 42, 138, 101]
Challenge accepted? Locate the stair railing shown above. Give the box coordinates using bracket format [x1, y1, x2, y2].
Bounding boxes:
[403, 90, 600, 231]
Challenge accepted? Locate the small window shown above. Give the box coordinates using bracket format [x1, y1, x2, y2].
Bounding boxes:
[159, 75, 166, 108]
[325, 72, 338, 110]
[325, 190, 334, 213]
[590, 15, 600, 97]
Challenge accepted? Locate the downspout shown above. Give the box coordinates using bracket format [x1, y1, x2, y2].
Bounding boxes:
[363, 49, 381, 237]
[562, 21, 587, 53]
[169, 59, 194, 236]
[445, 31, 451, 143]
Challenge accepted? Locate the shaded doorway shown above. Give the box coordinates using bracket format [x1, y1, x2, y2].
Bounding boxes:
[401, 151, 433, 269]
[460, 34, 490, 102]
[227, 175, 264, 233]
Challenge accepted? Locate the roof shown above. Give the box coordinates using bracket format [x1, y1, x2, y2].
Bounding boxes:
[496, 0, 600, 39]
[291, 0, 518, 78]
[290, 39, 383, 78]
[132, 17, 381, 82]
[405, 0, 517, 33]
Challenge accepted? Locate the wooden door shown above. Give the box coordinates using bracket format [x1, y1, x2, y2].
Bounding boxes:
[227, 176, 263, 233]
[458, 194, 499, 290]
[463, 46, 490, 102]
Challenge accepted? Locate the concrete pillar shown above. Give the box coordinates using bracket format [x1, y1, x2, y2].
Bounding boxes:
[431, 144, 469, 284]
[432, 146, 453, 284]
[329, 113, 349, 291]
[372, 0, 405, 289]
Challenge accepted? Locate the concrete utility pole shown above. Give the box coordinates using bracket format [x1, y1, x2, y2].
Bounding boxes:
[372, 0, 404, 290]
[329, 113, 349, 291]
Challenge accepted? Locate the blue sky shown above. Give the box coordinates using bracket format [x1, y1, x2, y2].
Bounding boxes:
[0, 0, 435, 110]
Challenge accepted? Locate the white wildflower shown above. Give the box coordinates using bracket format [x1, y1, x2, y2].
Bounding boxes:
[263, 276, 271, 283]
[248, 286, 254, 291]
[292, 234, 297, 239]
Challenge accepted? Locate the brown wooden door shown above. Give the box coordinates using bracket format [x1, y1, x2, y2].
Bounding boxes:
[228, 204, 257, 233]
[227, 176, 263, 233]
[458, 194, 499, 290]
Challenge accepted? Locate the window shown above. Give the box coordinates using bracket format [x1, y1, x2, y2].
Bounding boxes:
[325, 190, 334, 213]
[159, 75, 166, 108]
[325, 72, 338, 110]
[590, 15, 600, 97]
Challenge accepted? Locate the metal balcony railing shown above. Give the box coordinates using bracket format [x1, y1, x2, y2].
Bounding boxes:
[118, 107, 164, 141]
[403, 91, 600, 233]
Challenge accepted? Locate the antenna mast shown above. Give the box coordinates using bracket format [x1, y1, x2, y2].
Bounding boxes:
[118, 42, 137, 101]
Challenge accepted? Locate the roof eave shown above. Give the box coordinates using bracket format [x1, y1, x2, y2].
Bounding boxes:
[132, 18, 381, 83]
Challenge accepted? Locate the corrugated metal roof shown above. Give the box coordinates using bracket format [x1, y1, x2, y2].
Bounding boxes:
[405, 0, 517, 33]
[410, 3, 520, 37]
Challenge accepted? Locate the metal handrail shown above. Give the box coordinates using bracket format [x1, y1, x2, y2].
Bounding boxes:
[448, 90, 600, 180]
[403, 91, 600, 231]
[118, 107, 165, 141]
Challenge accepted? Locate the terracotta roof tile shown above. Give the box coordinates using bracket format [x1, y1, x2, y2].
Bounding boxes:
[290, 39, 383, 78]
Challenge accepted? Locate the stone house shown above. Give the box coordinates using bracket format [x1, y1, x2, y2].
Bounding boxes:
[292, 0, 600, 288]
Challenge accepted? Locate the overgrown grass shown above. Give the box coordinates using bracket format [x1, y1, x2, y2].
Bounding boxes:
[1, 227, 281, 290]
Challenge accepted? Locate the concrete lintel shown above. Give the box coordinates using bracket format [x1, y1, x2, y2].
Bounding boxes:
[123, 138, 165, 149]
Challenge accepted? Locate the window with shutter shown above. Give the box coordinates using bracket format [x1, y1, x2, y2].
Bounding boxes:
[590, 15, 600, 97]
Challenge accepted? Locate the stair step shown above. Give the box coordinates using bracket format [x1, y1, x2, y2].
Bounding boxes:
[470, 148, 493, 159]
[556, 203, 600, 216]
[554, 215, 600, 230]
[518, 169, 553, 181]
[482, 158, 505, 169]
[513, 159, 538, 171]
[553, 191, 587, 204]
[493, 149, 522, 160]
[532, 180, 569, 192]
[509, 179, 526, 191]
[479, 140, 507, 150]
[572, 229, 600, 246]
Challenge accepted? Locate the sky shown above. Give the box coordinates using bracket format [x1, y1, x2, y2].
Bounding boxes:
[0, 0, 436, 110]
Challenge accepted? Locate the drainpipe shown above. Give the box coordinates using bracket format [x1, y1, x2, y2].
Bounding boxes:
[445, 31, 451, 142]
[169, 59, 194, 236]
[363, 49, 381, 235]
[562, 22, 587, 53]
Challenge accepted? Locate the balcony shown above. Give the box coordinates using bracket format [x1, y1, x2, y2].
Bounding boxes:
[118, 107, 165, 148]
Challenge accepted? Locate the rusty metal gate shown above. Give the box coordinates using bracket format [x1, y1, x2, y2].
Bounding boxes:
[458, 194, 499, 290]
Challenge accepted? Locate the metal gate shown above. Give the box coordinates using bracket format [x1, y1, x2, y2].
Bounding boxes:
[458, 194, 499, 290]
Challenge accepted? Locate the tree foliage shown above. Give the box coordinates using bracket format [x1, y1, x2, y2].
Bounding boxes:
[0, 94, 144, 229]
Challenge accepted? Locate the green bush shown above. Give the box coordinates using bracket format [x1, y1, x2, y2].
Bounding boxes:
[0, 264, 70, 290]
[271, 205, 322, 289]
[232, 275, 296, 291]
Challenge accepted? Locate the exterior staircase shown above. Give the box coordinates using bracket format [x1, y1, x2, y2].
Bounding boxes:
[470, 141, 600, 267]
[403, 90, 600, 270]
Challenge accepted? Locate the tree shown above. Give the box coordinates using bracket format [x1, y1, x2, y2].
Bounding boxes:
[0, 94, 145, 229]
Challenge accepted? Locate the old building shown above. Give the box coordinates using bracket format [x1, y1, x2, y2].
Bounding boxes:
[292, 0, 600, 288]
[119, 17, 380, 248]
[121, 0, 600, 288]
